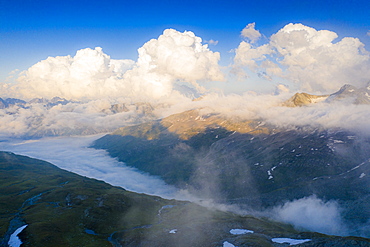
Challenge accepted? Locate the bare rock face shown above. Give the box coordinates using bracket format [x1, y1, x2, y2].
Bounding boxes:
[282, 93, 328, 107]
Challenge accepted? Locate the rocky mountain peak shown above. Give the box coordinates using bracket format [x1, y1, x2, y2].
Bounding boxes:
[282, 92, 328, 107]
[327, 84, 370, 104]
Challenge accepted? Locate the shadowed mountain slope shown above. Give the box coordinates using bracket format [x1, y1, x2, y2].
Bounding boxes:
[93, 107, 370, 238]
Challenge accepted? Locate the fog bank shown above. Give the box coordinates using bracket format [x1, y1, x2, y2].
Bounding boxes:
[0, 135, 182, 199]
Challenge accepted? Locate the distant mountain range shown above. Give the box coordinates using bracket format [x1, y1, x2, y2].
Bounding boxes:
[2, 82, 369, 111]
[0, 97, 70, 109]
[1, 83, 369, 138]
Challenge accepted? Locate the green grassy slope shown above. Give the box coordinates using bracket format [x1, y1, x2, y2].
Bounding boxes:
[1, 151, 370, 246]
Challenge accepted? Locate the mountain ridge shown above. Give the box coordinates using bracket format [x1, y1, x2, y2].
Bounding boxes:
[112, 108, 270, 141]
[283, 83, 370, 107]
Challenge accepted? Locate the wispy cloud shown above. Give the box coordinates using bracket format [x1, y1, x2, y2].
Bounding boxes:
[205, 39, 219, 45]
[5, 69, 20, 82]
[271, 195, 348, 236]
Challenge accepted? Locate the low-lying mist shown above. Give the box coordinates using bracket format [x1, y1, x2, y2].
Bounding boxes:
[271, 195, 348, 236]
[0, 135, 182, 199]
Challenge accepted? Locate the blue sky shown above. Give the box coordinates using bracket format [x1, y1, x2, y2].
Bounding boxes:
[1, 0, 369, 88]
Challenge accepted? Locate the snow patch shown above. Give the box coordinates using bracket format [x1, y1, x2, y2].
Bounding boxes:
[310, 96, 328, 103]
[267, 170, 273, 180]
[8, 225, 28, 247]
[333, 140, 344, 144]
[271, 238, 311, 245]
[340, 162, 366, 176]
[230, 229, 254, 235]
[327, 143, 335, 152]
[267, 166, 277, 180]
[223, 241, 236, 247]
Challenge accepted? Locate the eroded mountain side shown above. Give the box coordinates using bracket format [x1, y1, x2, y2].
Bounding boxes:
[3, 152, 369, 246]
[92, 105, 370, 237]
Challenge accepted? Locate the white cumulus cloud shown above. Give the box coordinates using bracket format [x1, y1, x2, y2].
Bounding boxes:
[130, 29, 224, 94]
[9, 47, 135, 100]
[234, 23, 370, 94]
[2, 29, 224, 101]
